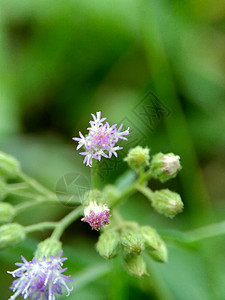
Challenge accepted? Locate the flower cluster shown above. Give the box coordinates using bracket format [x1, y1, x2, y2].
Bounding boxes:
[73, 112, 129, 167]
[162, 154, 181, 176]
[81, 201, 111, 230]
[8, 251, 73, 300]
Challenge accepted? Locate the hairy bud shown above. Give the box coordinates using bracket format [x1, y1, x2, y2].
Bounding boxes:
[151, 152, 181, 182]
[0, 152, 20, 179]
[124, 146, 150, 171]
[0, 179, 8, 201]
[0, 203, 15, 224]
[151, 189, 183, 218]
[35, 238, 62, 260]
[121, 229, 145, 255]
[96, 230, 120, 259]
[0, 223, 25, 248]
[123, 254, 148, 277]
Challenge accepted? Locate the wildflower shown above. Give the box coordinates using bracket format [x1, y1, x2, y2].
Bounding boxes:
[162, 154, 181, 176]
[73, 112, 129, 167]
[151, 152, 181, 182]
[8, 251, 73, 300]
[81, 200, 110, 230]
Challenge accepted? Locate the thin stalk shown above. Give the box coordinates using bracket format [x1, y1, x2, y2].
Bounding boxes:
[51, 206, 83, 240]
[91, 160, 100, 189]
[25, 222, 57, 233]
[19, 171, 55, 199]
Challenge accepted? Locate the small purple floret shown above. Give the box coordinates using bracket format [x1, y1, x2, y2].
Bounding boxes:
[7, 251, 73, 300]
[73, 111, 129, 167]
[81, 201, 111, 230]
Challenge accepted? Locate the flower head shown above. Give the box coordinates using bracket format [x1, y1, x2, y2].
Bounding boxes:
[81, 200, 111, 230]
[162, 154, 181, 175]
[8, 251, 73, 300]
[73, 112, 129, 167]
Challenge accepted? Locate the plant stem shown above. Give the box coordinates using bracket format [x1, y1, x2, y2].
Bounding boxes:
[25, 222, 57, 233]
[19, 171, 55, 199]
[91, 160, 100, 189]
[51, 206, 83, 240]
[7, 183, 28, 191]
[136, 185, 154, 202]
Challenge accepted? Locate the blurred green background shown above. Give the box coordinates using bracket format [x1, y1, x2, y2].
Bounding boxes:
[0, 0, 225, 299]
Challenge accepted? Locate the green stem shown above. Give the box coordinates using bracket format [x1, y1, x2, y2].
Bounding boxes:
[7, 183, 28, 191]
[25, 222, 57, 233]
[51, 206, 83, 240]
[136, 185, 154, 202]
[91, 160, 100, 189]
[19, 171, 55, 199]
[14, 200, 43, 215]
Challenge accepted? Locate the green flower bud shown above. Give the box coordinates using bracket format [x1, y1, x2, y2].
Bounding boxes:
[141, 226, 162, 251]
[0, 152, 20, 179]
[102, 185, 121, 206]
[151, 152, 181, 182]
[35, 238, 62, 260]
[0, 179, 7, 201]
[82, 189, 106, 206]
[140, 225, 168, 263]
[148, 239, 168, 263]
[96, 230, 120, 259]
[151, 189, 184, 218]
[123, 254, 148, 277]
[0, 223, 26, 248]
[0, 203, 15, 224]
[121, 229, 145, 255]
[124, 146, 150, 171]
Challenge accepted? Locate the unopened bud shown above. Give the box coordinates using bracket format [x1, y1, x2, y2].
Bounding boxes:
[141, 226, 162, 251]
[103, 185, 121, 206]
[0, 152, 20, 179]
[35, 238, 62, 260]
[96, 230, 120, 259]
[0, 203, 15, 224]
[149, 239, 168, 263]
[82, 189, 106, 206]
[0, 179, 7, 201]
[151, 189, 183, 218]
[121, 229, 145, 255]
[151, 152, 181, 182]
[0, 223, 26, 248]
[124, 146, 150, 171]
[123, 254, 148, 277]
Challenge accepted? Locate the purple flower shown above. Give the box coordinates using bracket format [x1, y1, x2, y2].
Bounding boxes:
[8, 251, 73, 300]
[73, 112, 129, 167]
[81, 201, 111, 230]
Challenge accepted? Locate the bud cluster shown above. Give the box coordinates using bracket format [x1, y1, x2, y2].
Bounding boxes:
[96, 224, 167, 277]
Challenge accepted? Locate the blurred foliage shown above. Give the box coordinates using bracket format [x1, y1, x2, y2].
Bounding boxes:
[0, 0, 225, 299]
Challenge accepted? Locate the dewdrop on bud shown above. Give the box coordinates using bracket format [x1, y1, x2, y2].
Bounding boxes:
[148, 238, 168, 263]
[96, 230, 120, 259]
[0, 151, 20, 179]
[0, 223, 25, 248]
[103, 185, 121, 206]
[0, 202, 15, 224]
[151, 189, 183, 218]
[123, 254, 148, 277]
[0, 179, 7, 201]
[35, 238, 62, 260]
[151, 152, 181, 182]
[124, 146, 150, 171]
[121, 229, 145, 255]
